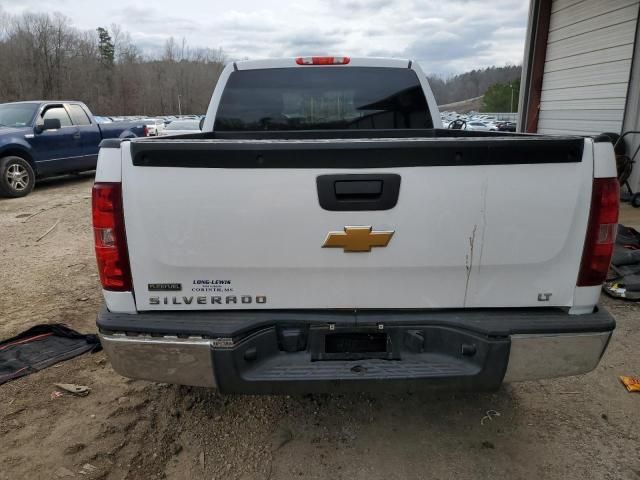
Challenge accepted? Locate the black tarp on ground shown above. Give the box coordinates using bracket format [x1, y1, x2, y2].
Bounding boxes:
[0, 324, 101, 385]
[605, 225, 640, 301]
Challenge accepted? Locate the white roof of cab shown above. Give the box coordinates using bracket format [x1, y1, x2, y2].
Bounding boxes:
[235, 57, 412, 70]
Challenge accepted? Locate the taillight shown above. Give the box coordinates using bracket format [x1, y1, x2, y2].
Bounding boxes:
[577, 177, 619, 286]
[295, 56, 350, 65]
[92, 183, 132, 291]
[143, 125, 149, 137]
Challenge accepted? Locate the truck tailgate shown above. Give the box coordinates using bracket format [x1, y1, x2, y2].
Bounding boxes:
[121, 136, 591, 311]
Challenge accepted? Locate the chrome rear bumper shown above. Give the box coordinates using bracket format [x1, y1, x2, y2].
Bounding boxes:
[99, 324, 612, 390]
[99, 334, 217, 387]
[503, 331, 611, 382]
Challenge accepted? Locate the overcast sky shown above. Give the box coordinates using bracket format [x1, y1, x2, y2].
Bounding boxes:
[0, 0, 530, 76]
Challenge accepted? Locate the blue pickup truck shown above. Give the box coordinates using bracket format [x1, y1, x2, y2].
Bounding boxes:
[0, 101, 147, 197]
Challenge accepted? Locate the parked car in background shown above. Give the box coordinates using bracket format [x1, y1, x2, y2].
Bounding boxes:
[159, 119, 201, 136]
[0, 101, 147, 197]
[465, 121, 495, 131]
[497, 121, 517, 132]
[93, 116, 113, 124]
[144, 118, 166, 136]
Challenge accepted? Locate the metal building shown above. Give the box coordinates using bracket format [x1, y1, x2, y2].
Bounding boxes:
[519, 0, 640, 191]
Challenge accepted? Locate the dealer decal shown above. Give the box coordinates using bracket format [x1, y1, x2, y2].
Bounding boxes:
[191, 279, 234, 293]
[148, 283, 182, 291]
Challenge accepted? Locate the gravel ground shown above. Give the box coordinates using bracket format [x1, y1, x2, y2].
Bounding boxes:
[0, 175, 639, 480]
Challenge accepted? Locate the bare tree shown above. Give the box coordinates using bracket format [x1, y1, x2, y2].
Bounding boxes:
[428, 65, 522, 105]
[0, 11, 226, 115]
[0, 9, 515, 114]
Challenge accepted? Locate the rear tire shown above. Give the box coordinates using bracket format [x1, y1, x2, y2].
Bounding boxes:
[0, 156, 35, 198]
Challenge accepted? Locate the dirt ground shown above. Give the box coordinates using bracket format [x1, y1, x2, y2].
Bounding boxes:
[1, 174, 639, 480]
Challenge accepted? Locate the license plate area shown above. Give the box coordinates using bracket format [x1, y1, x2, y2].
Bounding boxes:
[325, 332, 387, 355]
[310, 327, 396, 361]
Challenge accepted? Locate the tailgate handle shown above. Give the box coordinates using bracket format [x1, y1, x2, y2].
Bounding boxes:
[334, 180, 383, 199]
[317, 174, 401, 211]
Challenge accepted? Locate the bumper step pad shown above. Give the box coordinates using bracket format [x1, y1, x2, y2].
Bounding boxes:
[213, 326, 510, 394]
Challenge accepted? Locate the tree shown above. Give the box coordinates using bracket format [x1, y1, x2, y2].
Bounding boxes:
[428, 65, 522, 106]
[481, 80, 520, 112]
[0, 10, 524, 116]
[96, 27, 114, 66]
[0, 10, 228, 115]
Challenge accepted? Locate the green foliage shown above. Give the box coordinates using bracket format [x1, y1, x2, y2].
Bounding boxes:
[481, 80, 520, 112]
[428, 65, 521, 105]
[97, 27, 115, 66]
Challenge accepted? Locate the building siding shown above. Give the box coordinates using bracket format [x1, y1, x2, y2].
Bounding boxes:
[537, 0, 640, 135]
[623, 4, 640, 193]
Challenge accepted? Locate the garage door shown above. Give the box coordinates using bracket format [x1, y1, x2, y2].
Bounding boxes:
[538, 0, 640, 135]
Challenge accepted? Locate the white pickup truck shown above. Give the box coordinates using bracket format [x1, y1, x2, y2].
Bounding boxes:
[93, 57, 618, 393]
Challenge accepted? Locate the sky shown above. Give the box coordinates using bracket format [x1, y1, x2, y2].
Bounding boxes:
[0, 0, 530, 76]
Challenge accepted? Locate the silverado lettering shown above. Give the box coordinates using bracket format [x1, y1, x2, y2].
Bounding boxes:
[150, 295, 266, 305]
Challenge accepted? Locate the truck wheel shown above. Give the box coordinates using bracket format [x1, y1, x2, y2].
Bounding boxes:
[0, 156, 35, 198]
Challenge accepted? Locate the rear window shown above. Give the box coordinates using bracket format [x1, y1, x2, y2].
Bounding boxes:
[214, 67, 432, 131]
[68, 104, 91, 126]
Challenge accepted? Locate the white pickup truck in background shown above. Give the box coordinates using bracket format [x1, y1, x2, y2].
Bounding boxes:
[92, 56, 618, 393]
